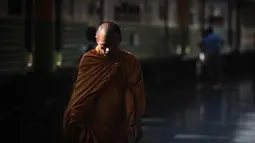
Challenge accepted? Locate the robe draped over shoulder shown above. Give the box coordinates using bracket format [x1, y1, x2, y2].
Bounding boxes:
[63, 49, 146, 143]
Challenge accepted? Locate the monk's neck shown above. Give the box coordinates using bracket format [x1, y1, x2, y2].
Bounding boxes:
[95, 46, 120, 55]
[95, 47, 123, 61]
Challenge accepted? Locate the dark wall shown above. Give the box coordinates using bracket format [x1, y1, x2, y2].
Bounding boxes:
[0, 18, 25, 73]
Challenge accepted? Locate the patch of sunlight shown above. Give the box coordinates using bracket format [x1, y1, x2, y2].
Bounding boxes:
[174, 134, 230, 140]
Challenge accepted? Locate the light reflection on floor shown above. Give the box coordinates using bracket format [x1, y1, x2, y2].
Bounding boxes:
[141, 79, 255, 143]
[3, 76, 254, 143]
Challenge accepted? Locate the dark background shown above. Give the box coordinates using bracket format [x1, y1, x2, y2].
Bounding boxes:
[1, 0, 255, 143]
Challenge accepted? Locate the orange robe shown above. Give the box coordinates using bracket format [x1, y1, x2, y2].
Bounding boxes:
[63, 49, 146, 143]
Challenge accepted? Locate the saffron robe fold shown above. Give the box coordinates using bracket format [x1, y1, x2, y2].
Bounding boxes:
[63, 49, 146, 143]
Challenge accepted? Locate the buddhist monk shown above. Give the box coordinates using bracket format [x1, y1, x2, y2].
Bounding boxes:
[63, 21, 146, 143]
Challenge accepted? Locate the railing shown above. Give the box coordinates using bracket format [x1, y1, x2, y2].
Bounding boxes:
[0, 17, 25, 74]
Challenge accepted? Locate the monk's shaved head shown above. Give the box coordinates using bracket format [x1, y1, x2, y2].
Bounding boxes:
[96, 21, 121, 41]
[95, 21, 122, 55]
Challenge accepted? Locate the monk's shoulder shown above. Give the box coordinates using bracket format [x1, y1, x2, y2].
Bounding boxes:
[120, 50, 141, 72]
[79, 50, 97, 64]
[121, 50, 139, 62]
[82, 49, 96, 58]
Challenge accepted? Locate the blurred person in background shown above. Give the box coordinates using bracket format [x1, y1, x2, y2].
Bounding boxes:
[199, 26, 224, 89]
[64, 21, 146, 143]
[79, 26, 97, 61]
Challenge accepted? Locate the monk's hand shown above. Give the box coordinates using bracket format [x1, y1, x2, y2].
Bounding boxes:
[133, 125, 143, 143]
[129, 125, 142, 143]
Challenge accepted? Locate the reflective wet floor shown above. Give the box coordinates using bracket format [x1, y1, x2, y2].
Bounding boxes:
[1, 75, 255, 143]
[141, 78, 255, 143]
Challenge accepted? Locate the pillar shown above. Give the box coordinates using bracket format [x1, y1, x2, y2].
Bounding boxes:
[235, 0, 241, 51]
[55, 0, 63, 67]
[163, 0, 169, 56]
[33, 0, 55, 72]
[200, 0, 206, 37]
[178, 0, 189, 56]
[24, 0, 33, 68]
[227, 0, 234, 48]
[99, 0, 105, 23]
[24, 0, 33, 53]
[55, 0, 63, 53]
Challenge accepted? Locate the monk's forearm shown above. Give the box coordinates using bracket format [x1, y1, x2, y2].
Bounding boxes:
[136, 99, 146, 117]
[135, 86, 146, 117]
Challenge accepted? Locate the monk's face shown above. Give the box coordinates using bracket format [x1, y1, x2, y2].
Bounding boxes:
[96, 32, 119, 55]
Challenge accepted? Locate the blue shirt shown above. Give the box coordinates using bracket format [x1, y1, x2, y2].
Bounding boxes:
[201, 33, 223, 54]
